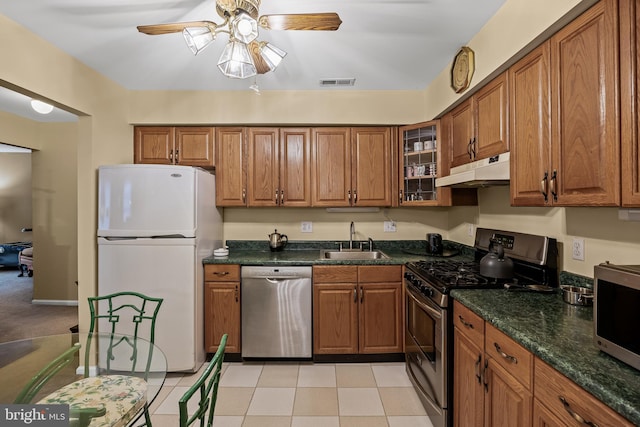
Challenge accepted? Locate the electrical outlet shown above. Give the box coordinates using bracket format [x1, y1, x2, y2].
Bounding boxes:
[572, 238, 585, 261]
[384, 221, 396, 232]
[467, 224, 474, 237]
[301, 221, 313, 233]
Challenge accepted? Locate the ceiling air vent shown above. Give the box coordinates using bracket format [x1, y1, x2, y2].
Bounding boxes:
[319, 78, 356, 87]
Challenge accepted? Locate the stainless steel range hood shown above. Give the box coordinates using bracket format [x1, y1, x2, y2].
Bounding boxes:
[436, 152, 510, 187]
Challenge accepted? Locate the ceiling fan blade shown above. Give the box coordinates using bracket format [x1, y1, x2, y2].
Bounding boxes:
[137, 21, 217, 35]
[248, 41, 271, 75]
[258, 13, 342, 31]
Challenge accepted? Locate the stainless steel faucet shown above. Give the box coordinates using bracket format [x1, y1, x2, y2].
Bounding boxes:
[368, 237, 374, 252]
[349, 221, 355, 250]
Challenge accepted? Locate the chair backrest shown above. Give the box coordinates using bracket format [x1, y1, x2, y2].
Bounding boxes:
[14, 343, 81, 404]
[85, 291, 163, 378]
[178, 334, 227, 427]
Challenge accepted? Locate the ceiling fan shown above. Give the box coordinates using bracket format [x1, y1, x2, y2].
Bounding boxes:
[137, 0, 342, 79]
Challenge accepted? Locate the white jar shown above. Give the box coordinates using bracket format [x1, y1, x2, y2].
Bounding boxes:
[414, 141, 423, 152]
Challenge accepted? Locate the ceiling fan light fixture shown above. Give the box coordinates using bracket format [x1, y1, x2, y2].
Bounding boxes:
[232, 13, 259, 43]
[183, 27, 215, 55]
[260, 42, 287, 71]
[217, 39, 257, 79]
[30, 99, 54, 114]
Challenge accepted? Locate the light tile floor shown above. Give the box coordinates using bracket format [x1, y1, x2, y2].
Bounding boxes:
[148, 361, 434, 427]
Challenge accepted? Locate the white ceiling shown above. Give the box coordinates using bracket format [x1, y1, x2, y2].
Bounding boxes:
[0, 0, 506, 120]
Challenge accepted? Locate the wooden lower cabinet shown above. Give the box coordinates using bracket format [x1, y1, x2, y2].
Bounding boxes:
[313, 265, 403, 355]
[534, 358, 634, 427]
[204, 264, 241, 353]
[453, 301, 532, 427]
[453, 300, 634, 427]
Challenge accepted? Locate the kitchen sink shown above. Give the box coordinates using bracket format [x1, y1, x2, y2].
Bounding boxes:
[319, 249, 389, 260]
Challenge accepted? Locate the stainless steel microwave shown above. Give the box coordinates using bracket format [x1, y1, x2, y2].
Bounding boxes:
[594, 263, 640, 371]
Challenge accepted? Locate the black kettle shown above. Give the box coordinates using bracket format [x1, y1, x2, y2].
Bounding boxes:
[480, 241, 514, 279]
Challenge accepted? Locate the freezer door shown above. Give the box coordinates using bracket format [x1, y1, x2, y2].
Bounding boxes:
[97, 237, 203, 372]
[98, 164, 198, 237]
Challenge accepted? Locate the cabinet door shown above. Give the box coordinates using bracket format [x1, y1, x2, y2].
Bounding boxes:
[453, 328, 484, 427]
[175, 127, 214, 168]
[313, 283, 359, 354]
[247, 128, 279, 206]
[473, 72, 509, 161]
[359, 282, 402, 353]
[280, 128, 311, 207]
[510, 42, 552, 206]
[204, 282, 240, 353]
[449, 100, 474, 168]
[620, 0, 640, 206]
[215, 127, 246, 206]
[351, 127, 392, 206]
[484, 358, 533, 427]
[532, 399, 566, 427]
[134, 126, 174, 165]
[311, 128, 351, 206]
[550, 0, 620, 206]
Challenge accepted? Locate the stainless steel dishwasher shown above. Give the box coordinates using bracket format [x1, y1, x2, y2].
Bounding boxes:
[241, 266, 312, 358]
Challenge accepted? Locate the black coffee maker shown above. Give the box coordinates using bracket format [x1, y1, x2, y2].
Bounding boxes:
[426, 233, 443, 255]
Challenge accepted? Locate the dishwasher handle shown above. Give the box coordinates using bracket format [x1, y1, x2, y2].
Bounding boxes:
[248, 275, 307, 281]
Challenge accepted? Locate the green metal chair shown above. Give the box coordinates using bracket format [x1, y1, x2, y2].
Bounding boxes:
[38, 291, 163, 427]
[14, 342, 81, 404]
[178, 334, 227, 427]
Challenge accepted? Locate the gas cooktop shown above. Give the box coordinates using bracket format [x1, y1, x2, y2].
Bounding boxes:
[404, 228, 559, 307]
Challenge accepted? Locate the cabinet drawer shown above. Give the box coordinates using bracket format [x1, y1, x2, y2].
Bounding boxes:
[204, 264, 240, 282]
[534, 358, 634, 427]
[453, 300, 485, 349]
[313, 265, 358, 283]
[485, 323, 533, 390]
[358, 265, 402, 283]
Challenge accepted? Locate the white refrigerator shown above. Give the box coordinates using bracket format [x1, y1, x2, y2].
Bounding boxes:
[97, 164, 222, 372]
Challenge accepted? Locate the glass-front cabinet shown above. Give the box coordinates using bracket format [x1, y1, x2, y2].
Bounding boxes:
[400, 121, 440, 205]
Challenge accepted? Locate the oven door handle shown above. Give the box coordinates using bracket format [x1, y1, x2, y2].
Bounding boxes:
[406, 285, 442, 320]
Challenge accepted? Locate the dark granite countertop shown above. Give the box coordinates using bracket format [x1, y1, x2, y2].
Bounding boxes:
[203, 239, 473, 265]
[451, 289, 640, 425]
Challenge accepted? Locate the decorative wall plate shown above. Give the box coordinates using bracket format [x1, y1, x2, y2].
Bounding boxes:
[451, 46, 475, 93]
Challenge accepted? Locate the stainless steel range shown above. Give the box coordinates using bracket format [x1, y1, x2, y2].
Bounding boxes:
[404, 228, 558, 427]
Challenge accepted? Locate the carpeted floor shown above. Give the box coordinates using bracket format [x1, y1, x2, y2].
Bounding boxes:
[0, 268, 78, 343]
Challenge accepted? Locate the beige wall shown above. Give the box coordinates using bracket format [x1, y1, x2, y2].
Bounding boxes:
[0, 152, 31, 243]
[1, 0, 636, 328]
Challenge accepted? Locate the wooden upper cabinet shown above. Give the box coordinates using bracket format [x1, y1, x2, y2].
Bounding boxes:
[311, 128, 353, 206]
[550, 0, 620, 206]
[620, 0, 640, 206]
[215, 127, 246, 206]
[311, 127, 392, 207]
[510, 42, 552, 206]
[446, 72, 509, 169]
[473, 72, 509, 161]
[247, 127, 311, 207]
[134, 126, 214, 168]
[134, 127, 173, 165]
[280, 128, 312, 207]
[351, 127, 393, 206]
[247, 128, 280, 207]
[448, 100, 475, 168]
[174, 127, 214, 168]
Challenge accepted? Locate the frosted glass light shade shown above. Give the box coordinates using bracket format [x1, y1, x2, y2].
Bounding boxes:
[260, 42, 287, 71]
[30, 100, 53, 114]
[217, 40, 257, 79]
[232, 13, 258, 44]
[183, 27, 215, 55]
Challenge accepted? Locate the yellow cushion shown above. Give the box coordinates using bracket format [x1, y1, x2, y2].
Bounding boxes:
[38, 375, 147, 427]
